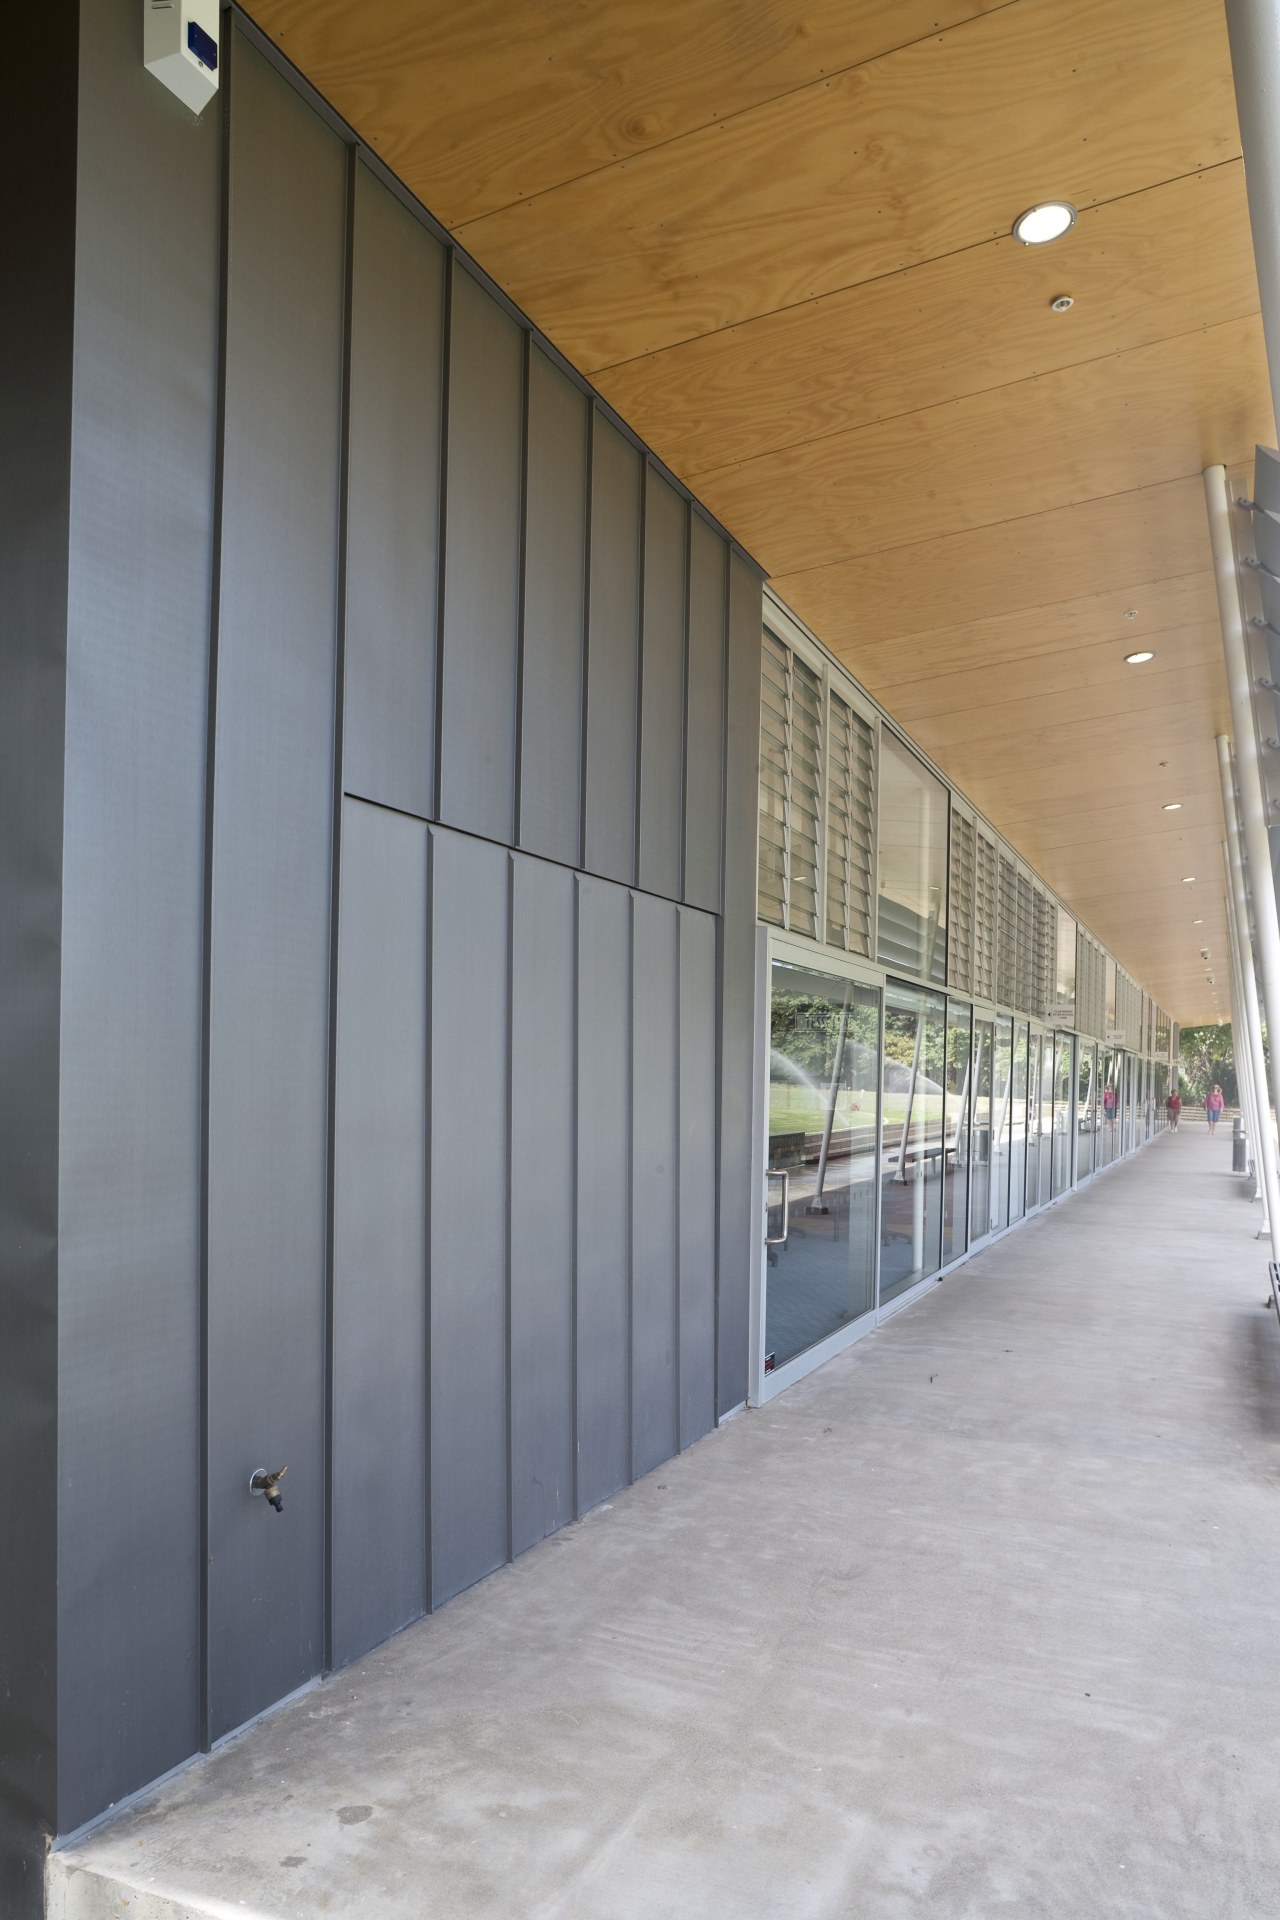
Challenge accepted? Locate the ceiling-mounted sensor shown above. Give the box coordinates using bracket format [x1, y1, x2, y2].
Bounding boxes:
[144, 0, 220, 115]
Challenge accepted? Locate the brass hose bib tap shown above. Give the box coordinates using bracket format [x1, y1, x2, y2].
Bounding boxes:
[249, 1466, 288, 1513]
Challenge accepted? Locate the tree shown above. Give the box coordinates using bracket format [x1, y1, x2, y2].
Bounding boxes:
[1178, 1024, 1237, 1106]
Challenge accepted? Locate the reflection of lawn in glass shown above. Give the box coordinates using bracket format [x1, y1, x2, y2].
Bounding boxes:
[769, 1084, 943, 1138]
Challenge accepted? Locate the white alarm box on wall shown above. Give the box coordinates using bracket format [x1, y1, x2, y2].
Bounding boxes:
[144, 0, 220, 115]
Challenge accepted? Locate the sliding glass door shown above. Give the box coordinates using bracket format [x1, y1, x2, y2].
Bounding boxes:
[765, 954, 881, 1378]
[879, 983, 946, 1305]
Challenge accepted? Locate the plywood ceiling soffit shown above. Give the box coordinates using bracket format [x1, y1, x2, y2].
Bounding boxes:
[452, 0, 1238, 369]
[598, 163, 1260, 480]
[698, 314, 1269, 578]
[256, 0, 1008, 228]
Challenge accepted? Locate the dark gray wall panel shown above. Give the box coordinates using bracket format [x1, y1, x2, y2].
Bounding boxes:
[520, 347, 588, 867]
[430, 829, 511, 1605]
[684, 514, 728, 913]
[576, 876, 632, 1511]
[509, 855, 576, 1555]
[54, 0, 220, 1833]
[0, 3, 75, 1899]
[344, 161, 444, 819]
[205, 34, 346, 1741]
[332, 800, 429, 1666]
[584, 416, 642, 885]
[678, 909, 718, 1451]
[631, 895, 679, 1480]
[717, 552, 764, 1415]
[638, 470, 688, 902]
[439, 269, 523, 844]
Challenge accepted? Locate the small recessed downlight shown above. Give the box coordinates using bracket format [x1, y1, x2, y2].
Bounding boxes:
[1193, 917, 1204, 925]
[1125, 650, 1156, 664]
[1012, 201, 1077, 246]
[1162, 802, 1182, 811]
[1182, 875, 1196, 884]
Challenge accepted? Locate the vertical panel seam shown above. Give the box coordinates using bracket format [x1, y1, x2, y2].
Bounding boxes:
[322, 140, 358, 1677]
[570, 874, 581, 1521]
[197, 19, 236, 1753]
[674, 909, 683, 1453]
[633, 464, 648, 890]
[423, 827, 435, 1611]
[504, 853, 516, 1567]
[678, 502, 693, 906]
[513, 331, 531, 850]
[578, 407, 594, 874]
[626, 890, 635, 1486]
[432, 251, 454, 826]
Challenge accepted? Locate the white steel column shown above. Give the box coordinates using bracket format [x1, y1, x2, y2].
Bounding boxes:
[1205, 467, 1280, 1149]
[1217, 732, 1280, 1252]
[1223, 843, 1264, 1203]
[1226, 0, 1280, 415]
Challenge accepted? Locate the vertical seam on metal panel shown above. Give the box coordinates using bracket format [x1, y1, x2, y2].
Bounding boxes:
[626, 890, 635, 1486]
[570, 874, 581, 1520]
[710, 549, 732, 1420]
[579, 406, 594, 873]
[513, 331, 530, 850]
[633, 464, 648, 890]
[678, 504, 692, 905]
[423, 827, 435, 1611]
[198, 17, 235, 1753]
[674, 908, 683, 1453]
[504, 853, 516, 1566]
[717, 541, 731, 918]
[322, 141, 358, 1677]
[432, 251, 453, 826]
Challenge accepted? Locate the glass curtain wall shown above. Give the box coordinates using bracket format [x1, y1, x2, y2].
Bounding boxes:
[1009, 1022, 1029, 1224]
[876, 732, 948, 986]
[765, 958, 881, 1370]
[1075, 1041, 1097, 1182]
[1099, 1046, 1119, 1167]
[1038, 1031, 1056, 1203]
[968, 1012, 995, 1244]
[991, 1015, 1013, 1232]
[880, 984, 946, 1303]
[943, 1000, 973, 1263]
[1052, 1032, 1075, 1196]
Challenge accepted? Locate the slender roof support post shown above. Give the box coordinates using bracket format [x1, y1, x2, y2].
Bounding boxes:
[1222, 833, 1273, 1230]
[1219, 731, 1280, 1240]
[1206, 469, 1280, 1156]
[1226, 0, 1280, 414]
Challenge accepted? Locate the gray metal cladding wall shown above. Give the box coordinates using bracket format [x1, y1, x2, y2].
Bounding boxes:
[37, 0, 762, 1866]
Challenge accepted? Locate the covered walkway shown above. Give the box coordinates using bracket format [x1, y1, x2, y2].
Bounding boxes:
[52, 1131, 1280, 1920]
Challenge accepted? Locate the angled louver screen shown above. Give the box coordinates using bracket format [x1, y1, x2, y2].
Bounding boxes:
[997, 854, 1018, 1007]
[1015, 873, 1035, 1014]
[974, 831, 998, 1002]
[826, 690, 875, 955]
[947, 809, 975, 993]
[756, 629, 822, 939]
[1033, 890, 1055, 1021]
[788, 655, 823, 939]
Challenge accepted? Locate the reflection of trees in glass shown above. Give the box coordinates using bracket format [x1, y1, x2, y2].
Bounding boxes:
[770, 990, 878, 1078]
[1178, 1024, 1238, 1105]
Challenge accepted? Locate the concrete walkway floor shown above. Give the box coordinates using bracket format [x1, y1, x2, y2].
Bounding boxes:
[50, 1131, 1280, 1920]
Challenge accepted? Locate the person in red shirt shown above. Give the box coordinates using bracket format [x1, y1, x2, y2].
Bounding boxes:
[1166, 1088, 1182, 1132]
[1206, 1084, 1225, 1135]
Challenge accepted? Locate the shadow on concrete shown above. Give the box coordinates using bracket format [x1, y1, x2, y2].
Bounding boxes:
[1237, 1306, 1280, 1438]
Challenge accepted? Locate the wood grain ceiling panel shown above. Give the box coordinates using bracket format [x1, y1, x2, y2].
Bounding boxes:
[254, 0, 1005, 227]
[599, 164, 1260, 479]
[698, 314, 1269, 577]
[455, 0, 1239, 369]
[846, 575, 1219, 693]
[773, 478, 1214, 647]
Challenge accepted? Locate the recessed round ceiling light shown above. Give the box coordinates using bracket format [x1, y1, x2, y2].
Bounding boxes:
[1162, 802, 1182, 811]
[1012, 201, 1078, 246]
[1182, 875, 1196, 884]
[1192, 917, 1204, 925]
[1125, 650, 1155, 664]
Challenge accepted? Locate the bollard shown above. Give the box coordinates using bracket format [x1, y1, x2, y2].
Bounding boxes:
[1233, 1114, 1248, 1173]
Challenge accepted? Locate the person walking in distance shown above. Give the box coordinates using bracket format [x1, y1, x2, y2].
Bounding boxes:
[1166, 1086, 1182, 1132]
[1206, 1083, 1225, 1136]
